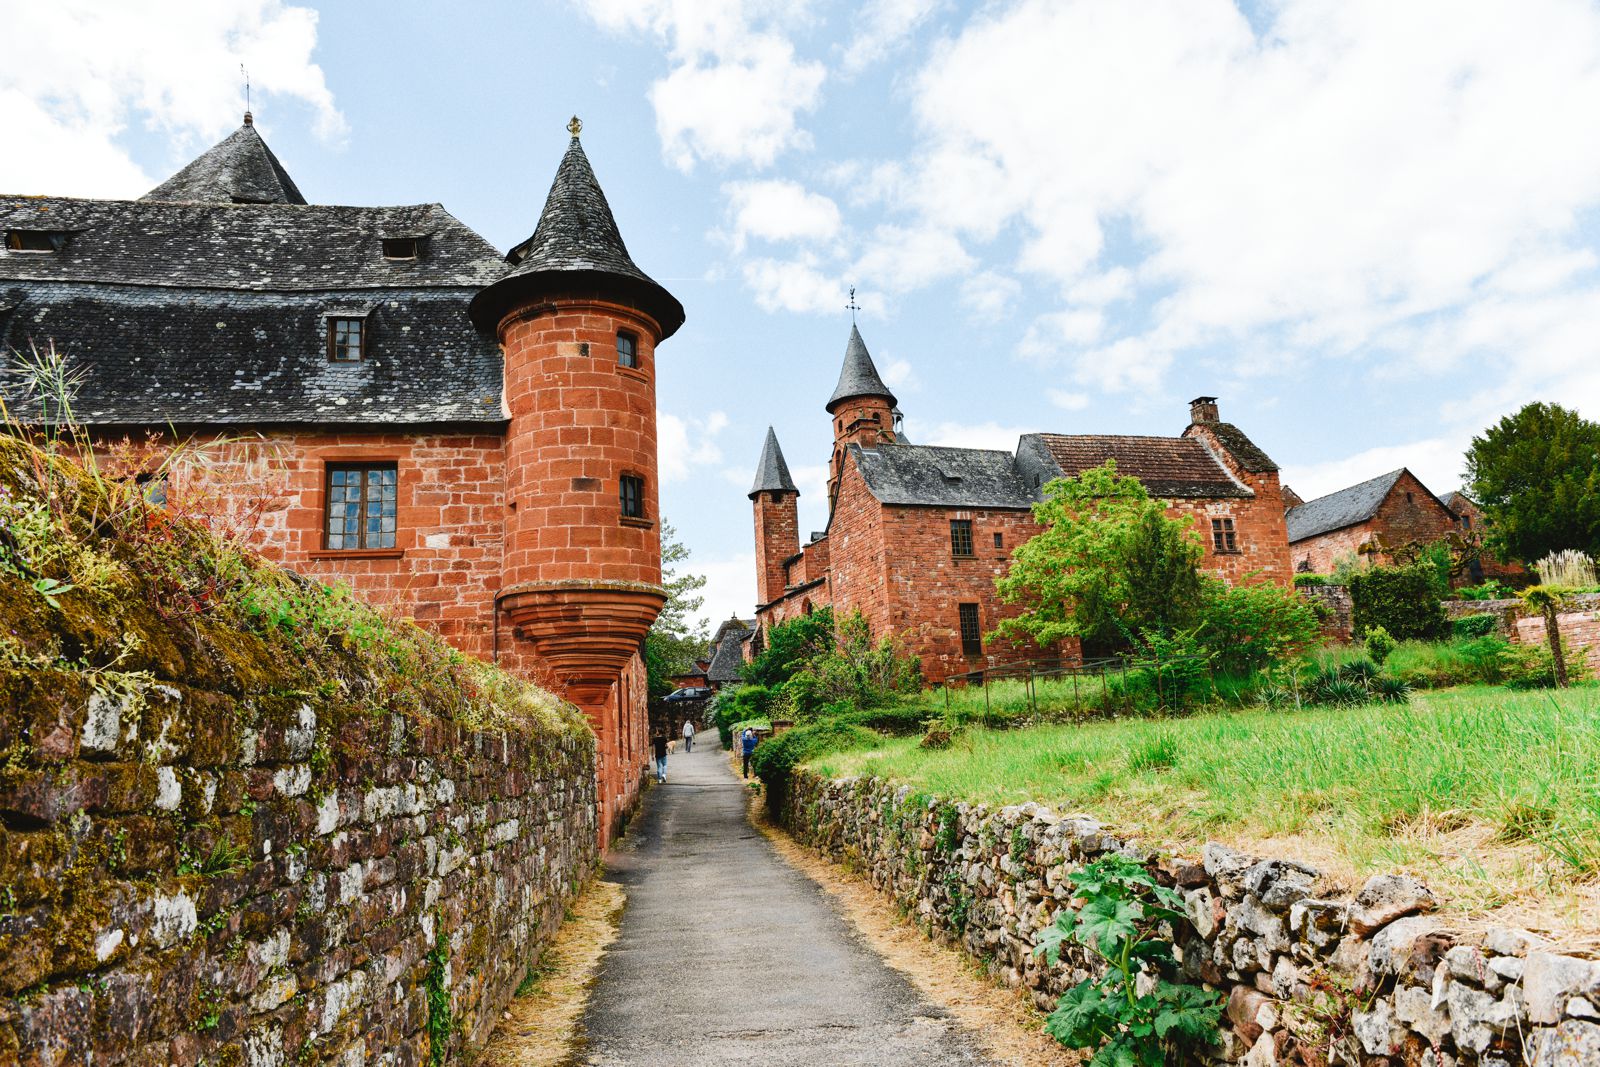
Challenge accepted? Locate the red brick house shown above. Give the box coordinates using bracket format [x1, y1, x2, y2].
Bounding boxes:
[750, 328, 1293, 683]
[1439, 492, 1528, 583]
[1286, 469, 1461, 576]
[0, 115, 681, 845]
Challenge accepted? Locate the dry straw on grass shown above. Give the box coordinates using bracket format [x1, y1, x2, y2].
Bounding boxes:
[480, 878, 626, 1066]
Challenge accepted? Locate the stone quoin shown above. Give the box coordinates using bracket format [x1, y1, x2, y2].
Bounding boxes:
[0, 114, 682, 846]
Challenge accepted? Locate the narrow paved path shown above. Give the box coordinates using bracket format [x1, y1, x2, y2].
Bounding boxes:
[575, 732, 996, 1066]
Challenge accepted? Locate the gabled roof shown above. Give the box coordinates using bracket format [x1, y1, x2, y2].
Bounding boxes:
[1197, 422, 1278, 472]
[1031, 433, 1250, 499]
[1285, 469, 1407, 542]
[750, 426, 798, 497]
[708, 619, 756, 682]
[470, 129, 683, 337]
[827, 325, 897, 412]
[143, 117, 307, 205]
[849, 442, 1034, 509]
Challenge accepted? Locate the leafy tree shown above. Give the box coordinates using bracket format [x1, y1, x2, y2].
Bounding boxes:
[782, 610, 922, 718]
[1465, 402, 1600, 564]
[1195, 578, 1322, 676]
[1520, 585, 1572, 688]
[740, 607, 836, 689]
[643, 522, 709, 700]
[994, 462, 1204, 650]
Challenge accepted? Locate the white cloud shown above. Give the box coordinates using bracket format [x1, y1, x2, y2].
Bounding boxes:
[578, 0, 825, 171]
[692, 552, 758, 632]
[1049, 390, 1090, 412]
[921, 420, 1032, 451]
[1283, 434, 1471, 503]
[742, 254, 860, 315]
[884, 0, 1600, 409]
[0, 0, 344, 198]
[853, 224, 974, 293]
[723, 179, 842, 251]
[881, 357, 916, 390]
[658, 410, 730, 482]
[960, 270, 1021, 319]
[841, 0, 943, 74]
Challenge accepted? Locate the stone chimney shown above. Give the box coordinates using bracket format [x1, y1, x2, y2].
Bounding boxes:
[1190, 395, 1219, 424]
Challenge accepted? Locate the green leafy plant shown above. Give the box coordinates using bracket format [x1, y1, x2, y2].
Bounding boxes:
[1194, 578, 1322, 677]
[1457, 579, 1515, 601]
[1362, 625, 1397, 665]
[1450, 613, 1499, 639]
[1349, 563, 1447, 640]
[1033, 855, 1222, 1065]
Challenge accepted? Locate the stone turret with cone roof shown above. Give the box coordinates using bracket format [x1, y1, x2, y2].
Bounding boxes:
[751, 427, 801, 606]
[479, 118, 683, 846]
[142, 113, 307, 205]
[827, 323, 898, 503]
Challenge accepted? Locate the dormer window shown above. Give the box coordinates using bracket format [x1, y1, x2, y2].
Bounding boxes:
[382, 237, 423, 260]
[6, 230, 64, 252]
[328, 317, 365, 362]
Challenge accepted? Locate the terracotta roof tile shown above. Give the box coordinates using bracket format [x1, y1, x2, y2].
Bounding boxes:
[1036, 433, 1250, 498]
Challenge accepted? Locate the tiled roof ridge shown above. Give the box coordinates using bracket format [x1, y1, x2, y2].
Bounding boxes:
[1284, 468, 1410, 543]
[1292, 468, 1407, 510]
[142, 121, 307, 205]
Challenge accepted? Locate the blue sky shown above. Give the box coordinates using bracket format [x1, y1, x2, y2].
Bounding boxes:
[6, 0, 1600, 631]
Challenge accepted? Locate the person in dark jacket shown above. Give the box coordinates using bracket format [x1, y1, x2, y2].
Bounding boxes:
[652, 731, 669, 784]
[740, 728, 758, 778]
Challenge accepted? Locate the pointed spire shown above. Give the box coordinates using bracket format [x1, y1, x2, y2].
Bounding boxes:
[826, 324, 897, 412]
[749, 427, 798, 498]
[470, 120, 685, 337]
[142, 120, 306, 205]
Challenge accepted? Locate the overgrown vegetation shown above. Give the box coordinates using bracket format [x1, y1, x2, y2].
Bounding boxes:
[1349, 562, 1447, 640]
[1034, 855, 1221, 1064]
[642, 522, 709, 701]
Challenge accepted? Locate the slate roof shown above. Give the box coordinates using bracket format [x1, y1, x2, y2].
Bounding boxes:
[849, 442, 1034, 509]
[750, 426, 798, 497]
[1197, 421, 1277, 472]
[1032, 433, 1251, 498]
[827, 325, 897, 411]
[0, 196, 507, 426]
[1284, 469, 1405, 542]
[471, 133, 683, 338]
[708, 619, 755, 683]
[142, 118, 307, 205]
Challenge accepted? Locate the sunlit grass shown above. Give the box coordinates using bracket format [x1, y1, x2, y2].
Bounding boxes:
[816, 686, 1600, 936]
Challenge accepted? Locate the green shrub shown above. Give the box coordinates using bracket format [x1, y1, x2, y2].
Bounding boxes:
[1196, 578, 1322, 676]
[1451, 613, 1499, 639]
[1349, 563, 1447, 640]
[1503, 640, 1592, 690]
[1457, 579, 1515, 601]
[1363, 625, 1397, 665]
[740, 609, 836, 688]
[1292, 573, 1328, 587]
[751, 719, 880, 815]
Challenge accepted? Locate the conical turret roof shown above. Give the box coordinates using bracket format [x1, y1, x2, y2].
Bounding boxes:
[827, 324, 897, 412]
[142, 115, 307, 205]
[750, 426, 798, 498]
[470, 125, 684, 337]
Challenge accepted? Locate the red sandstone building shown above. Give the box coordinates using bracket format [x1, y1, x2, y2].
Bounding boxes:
[750, 329, 1293, 682]
[0, 115, 680, 844]
[1286, 471, 1526, 584]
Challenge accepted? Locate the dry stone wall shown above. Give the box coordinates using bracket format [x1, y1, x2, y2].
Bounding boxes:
[781, 771, 1600, 1066]
[0, 668, 597, 1065]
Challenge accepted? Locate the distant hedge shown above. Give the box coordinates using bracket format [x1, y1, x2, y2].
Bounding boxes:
[1451, 613, 1500, 640]
[1349, 563, 1447, 640]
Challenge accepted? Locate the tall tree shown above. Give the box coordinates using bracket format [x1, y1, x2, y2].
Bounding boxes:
[643, 522, 709, 700]
[993, 462, 1204, 650]
[1465, 402, 1600, 564]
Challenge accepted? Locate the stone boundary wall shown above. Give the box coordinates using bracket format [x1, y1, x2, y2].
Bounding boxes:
[1443, 594, 1600, 674]
[781, 771, 1600, 1065]
[0, 685, 597, 1064]
[1299, 585, 1353, 642]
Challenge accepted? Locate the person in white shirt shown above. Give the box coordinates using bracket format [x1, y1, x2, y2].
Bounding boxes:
[681, 717, 695, 752]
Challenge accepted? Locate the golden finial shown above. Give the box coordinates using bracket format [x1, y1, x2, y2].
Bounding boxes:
[567, 115, 582, 138]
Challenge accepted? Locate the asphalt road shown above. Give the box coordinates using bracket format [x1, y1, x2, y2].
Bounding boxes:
[574, 731, 996, 1066]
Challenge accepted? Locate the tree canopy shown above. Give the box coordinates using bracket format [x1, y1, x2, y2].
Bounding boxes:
[1465, 402, 1600, 564]
[643, 522, 709, 700]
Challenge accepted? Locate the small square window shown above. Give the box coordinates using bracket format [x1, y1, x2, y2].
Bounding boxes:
[6, 230, 60, 252]
[326, 463, 397, 549]
[1211, 517, 1239, 554]
[993, 532, 1004, 549]
[617, 331, 639, 369]
[958, 603, 982, 657]
[381, 237, 421, 260]
[328, 317, 364, 362]
[620, 474, 645, 519]
[950, 519, 974, 557]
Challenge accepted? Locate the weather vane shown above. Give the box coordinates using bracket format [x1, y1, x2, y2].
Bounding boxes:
[242, 64, 252, 123]
[846, 285, 860, 323]
[568, 115, 583, 138]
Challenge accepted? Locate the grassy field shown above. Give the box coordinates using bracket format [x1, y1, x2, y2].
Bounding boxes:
[814, 686, 1600, 939]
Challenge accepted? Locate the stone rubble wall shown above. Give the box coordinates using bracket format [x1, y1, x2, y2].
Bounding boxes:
[781, 771, 1600, 1066]
[0, 679, 598, 1065]
[1299, 585, 1354, 642]
[1443, 594, 1600, 674]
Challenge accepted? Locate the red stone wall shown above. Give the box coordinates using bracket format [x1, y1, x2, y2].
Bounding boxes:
[1514, 607, 1600, 676]
[753, 490, 800, 606]
[1444, 496, 1529, 582]
[828, 395, 896, 501]
[1183, 424, 1294, 586]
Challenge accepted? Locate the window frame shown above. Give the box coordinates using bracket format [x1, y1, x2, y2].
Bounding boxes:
[993, 531, 1004, 550]
[950, 518, 975, 558]
[1211, 516, 1239, 554]
[619, 473, 646, 521]
[381, 237, 422, 260]
[323, 462, 399, 551]
[616, 330, 639, 369]
[958, 603, 983, 657]
[327, 316, 366, 362]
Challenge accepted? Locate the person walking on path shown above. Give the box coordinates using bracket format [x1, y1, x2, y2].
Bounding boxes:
[740, 727, 758, 779]
[681, 717, 695, 752]
[652, 731, 669, 784]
